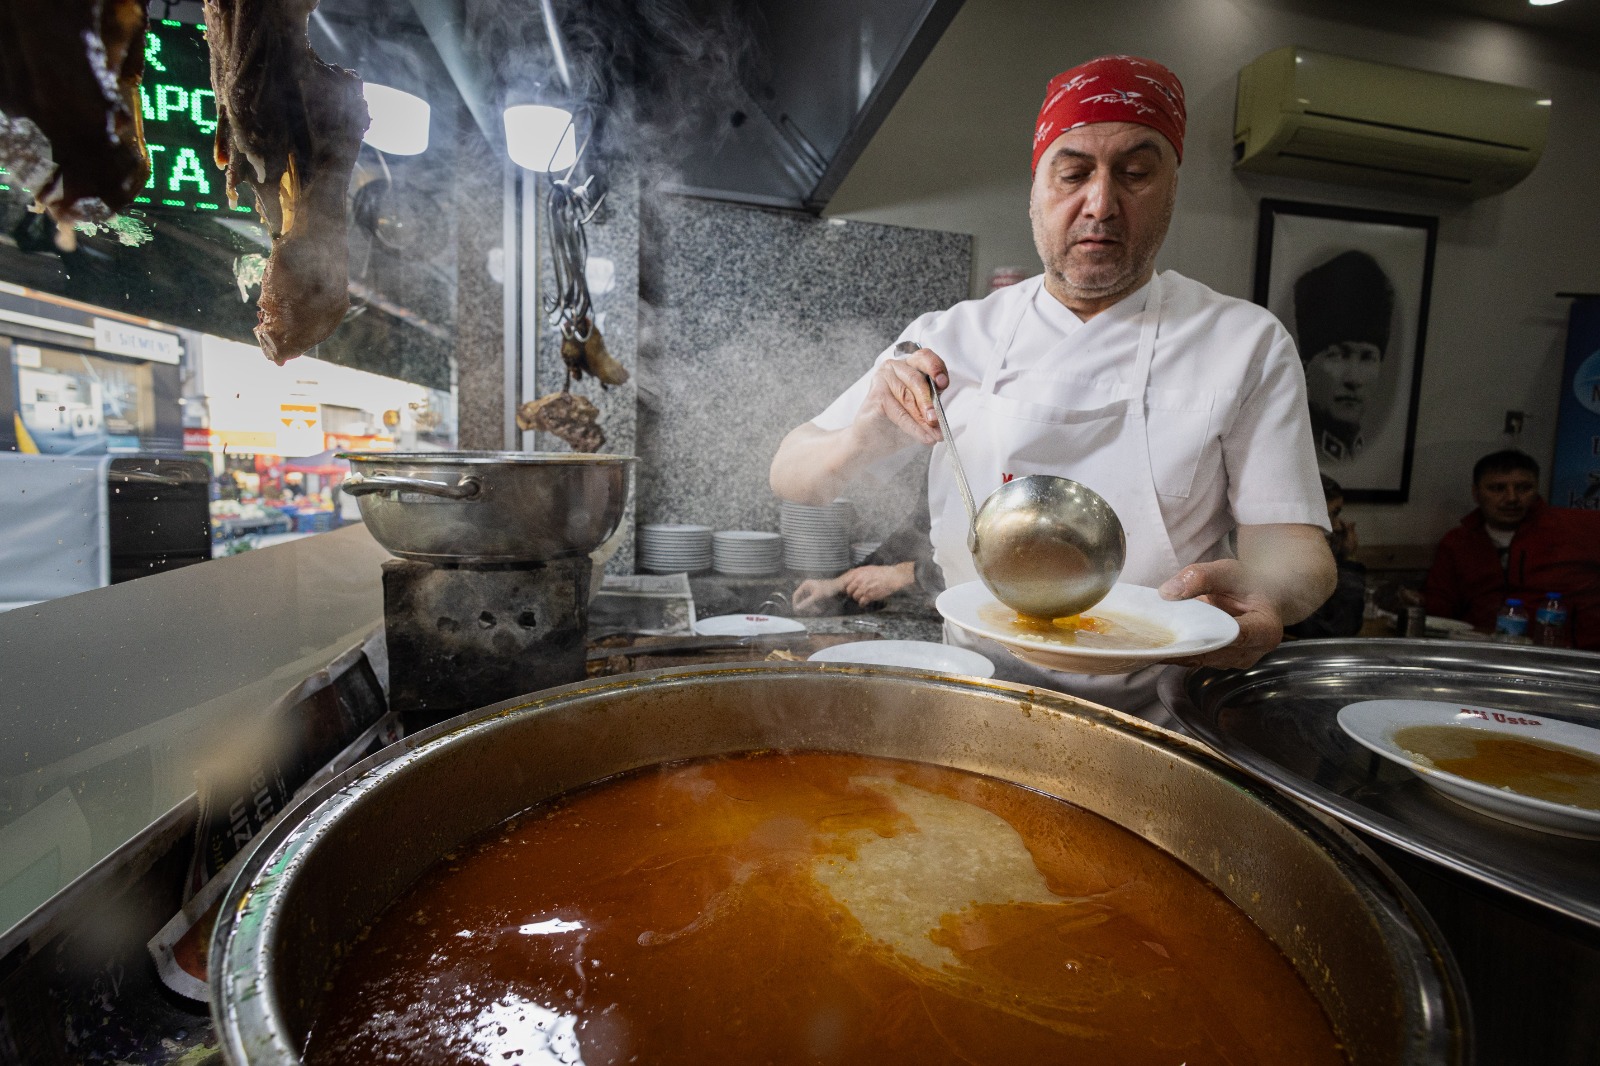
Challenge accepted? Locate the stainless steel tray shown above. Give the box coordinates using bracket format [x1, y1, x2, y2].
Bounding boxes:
[1161, 638, 1600, 930]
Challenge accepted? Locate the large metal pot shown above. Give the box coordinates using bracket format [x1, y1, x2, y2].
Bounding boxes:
[338, 451, 632, 564]
[211, 665, 1467, 1065]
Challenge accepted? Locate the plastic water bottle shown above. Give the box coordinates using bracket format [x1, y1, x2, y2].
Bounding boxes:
[1535, 592, 1570, 647]
[1494, 598, 1529, 638]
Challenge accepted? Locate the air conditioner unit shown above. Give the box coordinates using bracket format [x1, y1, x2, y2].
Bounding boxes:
[1234, 46, 1550, 200]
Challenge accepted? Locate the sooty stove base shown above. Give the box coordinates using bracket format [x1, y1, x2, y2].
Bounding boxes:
[383, 557, 591, 733]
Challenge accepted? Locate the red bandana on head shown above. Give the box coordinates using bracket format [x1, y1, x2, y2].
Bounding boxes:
[1031, 55, 1187, 172]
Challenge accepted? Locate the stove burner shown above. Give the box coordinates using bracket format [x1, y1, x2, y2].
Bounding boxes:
[383, 556, 592, 732]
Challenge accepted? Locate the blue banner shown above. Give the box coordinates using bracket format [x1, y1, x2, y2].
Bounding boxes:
[1551, 297, 1600, 511]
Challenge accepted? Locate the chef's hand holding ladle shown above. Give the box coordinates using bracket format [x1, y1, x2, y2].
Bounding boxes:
[893, 340, 1126, 620]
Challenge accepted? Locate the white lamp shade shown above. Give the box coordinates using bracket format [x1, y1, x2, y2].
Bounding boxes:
[362, 83, 431, 156]
[503, 104, 578, 171]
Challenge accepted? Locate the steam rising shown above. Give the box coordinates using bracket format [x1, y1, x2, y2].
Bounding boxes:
[554, 0, 760, 170]
[415, 0, 765, 187]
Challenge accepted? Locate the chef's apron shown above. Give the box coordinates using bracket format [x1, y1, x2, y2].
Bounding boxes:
[934, 274, 1185, 722]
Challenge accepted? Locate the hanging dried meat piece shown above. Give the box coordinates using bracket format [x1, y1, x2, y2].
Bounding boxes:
[518, 392, 606, 453]
[0, 0, 150, 231]
[559, 316, 630, 388]
[204, 0, 369, 364]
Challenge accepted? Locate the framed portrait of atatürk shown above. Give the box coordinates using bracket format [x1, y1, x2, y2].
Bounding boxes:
[1253, 199, 1437, 504]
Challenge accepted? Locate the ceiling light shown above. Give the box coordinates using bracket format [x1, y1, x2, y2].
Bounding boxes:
[362, 83, 431, 156]
[1528, 0, 1565, 7]
[503, 104, 578, 172]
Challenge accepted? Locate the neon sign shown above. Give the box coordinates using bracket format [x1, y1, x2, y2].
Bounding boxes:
[133, 20, 254, 215]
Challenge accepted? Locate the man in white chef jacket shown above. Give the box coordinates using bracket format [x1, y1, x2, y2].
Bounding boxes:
[770, 55, 1336, 721]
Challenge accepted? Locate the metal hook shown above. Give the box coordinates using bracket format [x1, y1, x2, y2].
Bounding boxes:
[578, 190, 607, 226]
[557, 123, 596, 183]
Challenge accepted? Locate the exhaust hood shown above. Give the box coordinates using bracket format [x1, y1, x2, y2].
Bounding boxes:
[406, 0, 965, 213]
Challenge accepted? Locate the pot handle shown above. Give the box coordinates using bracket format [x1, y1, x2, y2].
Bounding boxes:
[342, 473, 483, 500]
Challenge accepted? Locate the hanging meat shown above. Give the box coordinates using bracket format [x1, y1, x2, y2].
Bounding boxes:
[518, 391, 605, 453]
[203, 0, 369, 364]
[0, 0, 150, 235]
[559, 314, 629, 387]
[548, 174, 628, 388]
[517, 164, 624, 453]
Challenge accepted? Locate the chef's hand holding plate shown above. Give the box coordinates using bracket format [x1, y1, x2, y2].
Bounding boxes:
[1157, 559, 1285, 669]
[849, 346, 948, 451]
[1157, 524, 1337, 669]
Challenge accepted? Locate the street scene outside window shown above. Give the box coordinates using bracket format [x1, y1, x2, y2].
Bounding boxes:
[0, 16, 458, 612]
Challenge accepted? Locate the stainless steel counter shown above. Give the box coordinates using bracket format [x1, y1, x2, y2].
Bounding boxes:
[1161, 638, 1600, 929]
[1161, 638, 1600, 1065]
[0, 525, 390, 956]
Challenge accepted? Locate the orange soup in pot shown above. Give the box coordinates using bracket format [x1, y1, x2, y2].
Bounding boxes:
[306, 751, 1345, 1066]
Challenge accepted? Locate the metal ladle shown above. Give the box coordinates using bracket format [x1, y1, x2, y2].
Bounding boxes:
[896, 340, 979, 554]
[897, 341, 1127, 619]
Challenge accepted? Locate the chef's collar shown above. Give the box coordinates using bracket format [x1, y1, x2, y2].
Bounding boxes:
[1033, 273, 1154, 332]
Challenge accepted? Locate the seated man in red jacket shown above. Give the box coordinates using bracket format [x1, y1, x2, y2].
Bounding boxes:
[1423, 450, 1600, 649]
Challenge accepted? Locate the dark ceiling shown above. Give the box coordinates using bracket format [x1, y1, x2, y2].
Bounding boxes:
[1317, 0, 1600, 50]
[1424, 0, 1600, 37]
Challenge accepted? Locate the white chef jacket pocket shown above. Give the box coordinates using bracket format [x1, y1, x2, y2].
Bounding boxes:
[983, 393, 1132, 470]
[1144, 387, 1215, 499]
[991, 371, 1127, 414]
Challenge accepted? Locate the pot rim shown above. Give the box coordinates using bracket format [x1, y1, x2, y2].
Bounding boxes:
[208, 662, 1469, 1066]
[335, 451, 634, 465]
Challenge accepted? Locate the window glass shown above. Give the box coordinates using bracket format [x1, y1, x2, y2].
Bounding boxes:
[0, 13, 459, 607]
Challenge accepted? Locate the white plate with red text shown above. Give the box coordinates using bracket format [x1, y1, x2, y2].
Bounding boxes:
[934, 581, 1238, 675]
[1337, 699, 1600, 838]
[694, 614, 808, 637]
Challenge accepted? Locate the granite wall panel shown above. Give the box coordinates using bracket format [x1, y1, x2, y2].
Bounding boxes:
[452, 119, 507, 453]
[451, 187, 968, 568]
[636, 195, 971, 547]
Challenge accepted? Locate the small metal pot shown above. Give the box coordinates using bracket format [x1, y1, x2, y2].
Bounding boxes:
[211, 665, 1467, 1065]
[338, 451, 631, 565]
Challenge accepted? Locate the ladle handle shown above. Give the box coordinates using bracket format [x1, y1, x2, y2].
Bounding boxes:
[926, 371, 980, 553]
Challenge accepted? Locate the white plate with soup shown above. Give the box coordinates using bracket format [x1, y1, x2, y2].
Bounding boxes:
[1337, 699, 1600, 839]
[935, 581, 1239, 675]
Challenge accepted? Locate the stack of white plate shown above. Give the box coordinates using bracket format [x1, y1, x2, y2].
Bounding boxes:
[851, 541, 881, 566]
[637, 523, 713, 574]
[780, 500, 853, 574]
[712, 531, 783, 576]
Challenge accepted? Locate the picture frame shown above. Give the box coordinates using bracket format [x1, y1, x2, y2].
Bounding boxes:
[1253, 199, 1437, 503]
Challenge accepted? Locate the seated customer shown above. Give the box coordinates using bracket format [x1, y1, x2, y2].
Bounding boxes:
[1285, 475, 1367, 639]
[1423, 450, 1600, 649]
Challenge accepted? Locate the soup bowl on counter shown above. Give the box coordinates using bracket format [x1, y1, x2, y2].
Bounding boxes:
[210, 664, 1467, 1065]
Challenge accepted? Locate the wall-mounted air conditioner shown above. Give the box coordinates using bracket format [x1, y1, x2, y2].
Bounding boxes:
[1234, 46, 1550, 200]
